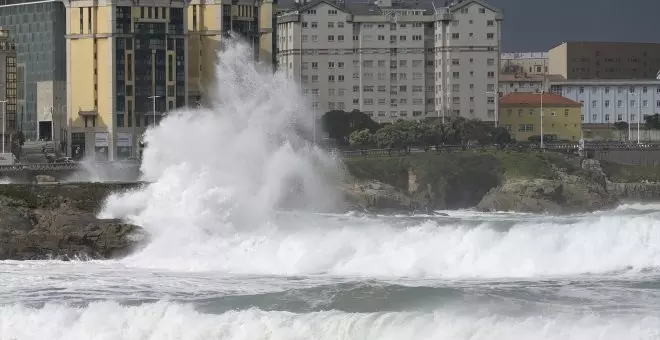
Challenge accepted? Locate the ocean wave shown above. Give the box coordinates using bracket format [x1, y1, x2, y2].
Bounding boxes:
[1, 301, 658, 340]
[107, 212, 660, 278]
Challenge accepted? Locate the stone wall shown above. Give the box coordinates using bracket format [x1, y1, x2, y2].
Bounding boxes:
[593, 150, 660, 166]
[607, 182, 660, 200]
[582, 158, 660, 200]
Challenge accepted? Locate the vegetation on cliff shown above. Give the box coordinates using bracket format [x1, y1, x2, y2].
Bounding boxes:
[343, 151, 614, 212]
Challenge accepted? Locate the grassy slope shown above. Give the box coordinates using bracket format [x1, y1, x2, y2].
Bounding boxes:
[342, 151, 577, 209]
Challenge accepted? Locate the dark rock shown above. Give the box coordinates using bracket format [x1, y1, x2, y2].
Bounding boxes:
[0, 183, 146, 261]
[341, 178, 425, 212]
[477, 174, 619, 214]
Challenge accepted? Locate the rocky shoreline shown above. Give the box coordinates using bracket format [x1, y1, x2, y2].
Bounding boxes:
[0, 183, 146, 260]
[0, 152, 653, 260]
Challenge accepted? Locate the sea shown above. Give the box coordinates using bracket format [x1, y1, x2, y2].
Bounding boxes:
[1, 40, 659, 339]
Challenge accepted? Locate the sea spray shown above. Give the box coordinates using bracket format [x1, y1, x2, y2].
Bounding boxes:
[101, 38, 344, 263]
[95, 39, 660, 279]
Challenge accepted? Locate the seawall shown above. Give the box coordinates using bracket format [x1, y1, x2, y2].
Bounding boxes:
[607, 182, 660, 200]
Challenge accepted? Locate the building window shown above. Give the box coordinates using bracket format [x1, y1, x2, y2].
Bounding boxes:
[486, 33, 494, 39]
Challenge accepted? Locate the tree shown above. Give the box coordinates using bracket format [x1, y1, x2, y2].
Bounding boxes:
[321, 110, 379, 145]
[644, 114, 660, 130]
[613, 121, 629, 130]
[491, 127, 512, 149]
[348, 128, 373, 148]
[374, 123, 404, 150]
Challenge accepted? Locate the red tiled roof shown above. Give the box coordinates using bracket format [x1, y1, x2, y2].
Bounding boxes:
[499, 92, 582, 107]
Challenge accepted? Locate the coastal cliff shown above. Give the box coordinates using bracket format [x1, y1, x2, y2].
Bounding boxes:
[343, 151, 619, 213]
[0, 183, 146, 260]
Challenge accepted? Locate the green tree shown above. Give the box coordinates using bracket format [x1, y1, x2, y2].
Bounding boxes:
[374, 123, 404, 151]
[613, 121, 629, 130]
[348, 128, 374, 148]
[644, 114, 660, 130]
[491, 127, 512, 149]
[321, 109, 379, 145]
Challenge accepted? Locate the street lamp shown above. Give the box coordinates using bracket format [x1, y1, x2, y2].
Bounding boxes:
[312, 92, 318, 143]
[147, 95, 161, 126]
[46, 106, 56, 152]
[486, 91, 499, 127]
[0, 100, 6, 153]
[627, 92, 641, 144]
[532, 91, 545, 149]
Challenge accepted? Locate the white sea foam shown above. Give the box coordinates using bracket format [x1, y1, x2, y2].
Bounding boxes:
[1, 301, 658, 340]
[96, 40, 660, 278]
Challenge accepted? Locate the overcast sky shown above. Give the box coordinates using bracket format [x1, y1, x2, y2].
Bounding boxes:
[279, 0, 660, 52]
[488, 0, 660, 51]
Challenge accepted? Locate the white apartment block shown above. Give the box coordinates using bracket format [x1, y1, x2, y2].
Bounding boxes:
[277, 0, 502, 123]
[550, 79, 660, 124]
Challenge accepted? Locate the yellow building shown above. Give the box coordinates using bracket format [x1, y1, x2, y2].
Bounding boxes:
[499, 92, 582, 142]
[187, 0, 276, 104]
[62, 0, 189, 161]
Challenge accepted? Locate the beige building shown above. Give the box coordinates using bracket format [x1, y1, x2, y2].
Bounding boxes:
[0, 28, 16, 153]
[62, 0, 189, 161]
[277, 0, 502, 123]
[548, 42, 660, 80]
[500, 52, 547, 75]
[187, 0, 276, 105]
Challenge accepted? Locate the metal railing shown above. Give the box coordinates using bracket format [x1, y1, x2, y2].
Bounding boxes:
[337, 143, 660, 158]
[0, 160, 140, 172]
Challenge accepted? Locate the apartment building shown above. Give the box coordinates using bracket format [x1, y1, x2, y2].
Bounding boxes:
[0, 28, 17, 153]
[187, 0, 277, 104]
[548, 42, 660, 80]
[0, 0, 66, 140]
[62, 0, 188, 161]
[499, 92, 582, 142]
[549, 79, 660, 125]
[277, 0, 502, 123]
[500, 52, 547, 75]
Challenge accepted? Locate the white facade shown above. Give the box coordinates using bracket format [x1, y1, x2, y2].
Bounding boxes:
[277, 0, 502, 123]
[550, 79, 660, 124]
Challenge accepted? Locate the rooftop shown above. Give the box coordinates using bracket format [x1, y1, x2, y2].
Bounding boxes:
[278, 0, 499, 17]
[500, 92, 582, 107]
[500, 74, 564, 82]
[501, 52, 548, 60]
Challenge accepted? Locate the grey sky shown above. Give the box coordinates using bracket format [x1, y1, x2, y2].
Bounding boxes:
[489, 0, 660, 52]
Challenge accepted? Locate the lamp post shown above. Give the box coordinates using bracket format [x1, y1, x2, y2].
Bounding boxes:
[540, 90, 544, 149]
[486, 91, 499, 127]
[0, 100, 6, 153]
[46, 106, 56, 153]
[627, 92, 641, 144]
[532, 91, 545, 149]
[147, 95, 160, 126]
[312, 92, 318, 143]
